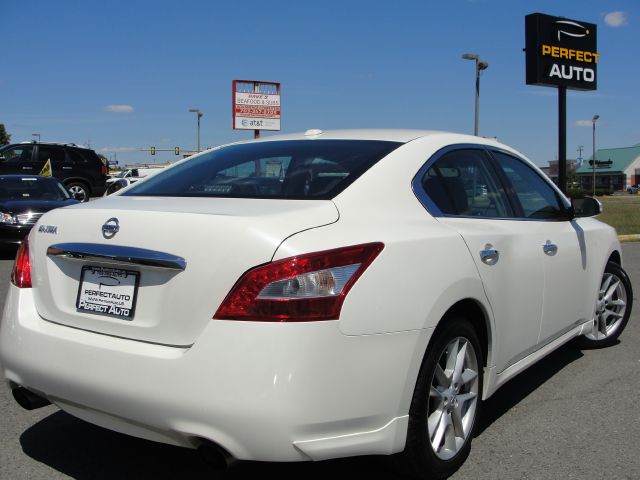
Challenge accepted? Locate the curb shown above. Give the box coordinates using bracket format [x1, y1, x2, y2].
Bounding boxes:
[618, 234, 640, 242]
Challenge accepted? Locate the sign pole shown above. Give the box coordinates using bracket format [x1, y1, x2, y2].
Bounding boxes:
[558, 86, 567, 193]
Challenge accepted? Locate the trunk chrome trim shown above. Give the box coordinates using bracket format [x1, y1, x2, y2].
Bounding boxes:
[46, 243, 187, 271]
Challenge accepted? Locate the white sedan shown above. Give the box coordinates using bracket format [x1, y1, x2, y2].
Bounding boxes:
[0, 130, 633, 479]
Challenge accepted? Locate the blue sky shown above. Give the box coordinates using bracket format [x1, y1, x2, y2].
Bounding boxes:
[2, 0, 637, 166]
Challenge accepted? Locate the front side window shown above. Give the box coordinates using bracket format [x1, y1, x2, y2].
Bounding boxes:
[124, 140, 401, 199]
[491, 151, 567, 220]
[421, 149, 511, 218]
[0, 145, 34, 163]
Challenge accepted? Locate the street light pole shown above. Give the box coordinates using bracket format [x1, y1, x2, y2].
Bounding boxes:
[592, 114, 599, 196]
[462, 54, 489, 136]
[188, 109, 203, 152]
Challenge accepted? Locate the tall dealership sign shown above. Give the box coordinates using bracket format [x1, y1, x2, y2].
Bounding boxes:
[232, 80, 281, 139]
[525, 13, 598, 192]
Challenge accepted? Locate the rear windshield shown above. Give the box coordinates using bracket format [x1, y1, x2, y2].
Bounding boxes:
[0, 177, 70, 201]
[123, 140, 401, 199]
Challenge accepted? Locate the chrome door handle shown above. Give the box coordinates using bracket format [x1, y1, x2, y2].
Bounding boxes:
[480, 244, 499, 265]
[543, 241, 558, 256]
[62, 166, 72, 170]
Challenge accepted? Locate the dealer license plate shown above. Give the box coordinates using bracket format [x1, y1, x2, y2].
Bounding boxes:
[76, 266, 139, 319]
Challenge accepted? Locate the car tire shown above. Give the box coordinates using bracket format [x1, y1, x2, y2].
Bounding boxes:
[394, 317, 483, 479]
[65, 181, 91, 202]
[578, 261, 633, 349]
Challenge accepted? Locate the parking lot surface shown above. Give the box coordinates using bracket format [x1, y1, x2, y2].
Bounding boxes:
[1, 244, 639, 479]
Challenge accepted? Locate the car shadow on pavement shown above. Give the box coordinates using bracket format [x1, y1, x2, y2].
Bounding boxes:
[476, 342, 584, 434]
[19, 343, 585, 480]
[19, 411, 395, 479]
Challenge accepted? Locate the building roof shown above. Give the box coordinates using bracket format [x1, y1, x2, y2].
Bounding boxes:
[575, 145, 640, 174]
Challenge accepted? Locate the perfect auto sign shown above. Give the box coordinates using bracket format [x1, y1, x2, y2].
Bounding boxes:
[525, 13, 598, 91]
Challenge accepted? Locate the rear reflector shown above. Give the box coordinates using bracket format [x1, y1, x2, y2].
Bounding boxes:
[11, 240, 32, 288]
[214, 242, 384, 322]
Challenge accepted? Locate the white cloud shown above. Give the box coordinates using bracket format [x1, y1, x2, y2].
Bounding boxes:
[98, 146, 138, 153]
[604, 11, 627, 27]
[103, 104, 134, 113]
[575, 120, 593, 127]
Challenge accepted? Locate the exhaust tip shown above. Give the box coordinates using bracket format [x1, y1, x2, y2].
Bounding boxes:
[12, 387, 52, 410]
[197, 441, 235, 471]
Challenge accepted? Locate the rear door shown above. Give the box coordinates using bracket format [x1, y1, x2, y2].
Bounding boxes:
[416, 147, 545, 373]
[35, 145, 66, 177]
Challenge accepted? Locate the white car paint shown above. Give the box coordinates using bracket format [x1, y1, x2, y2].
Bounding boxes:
[0, 130, 624, 467]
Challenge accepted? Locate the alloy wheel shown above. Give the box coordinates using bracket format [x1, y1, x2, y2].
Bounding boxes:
[586, 272, 628, 341]
[428, 337, 479, 460]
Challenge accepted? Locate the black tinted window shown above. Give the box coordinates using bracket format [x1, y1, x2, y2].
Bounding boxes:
[124, 140, 401, 199]
[1, 145, 33, 163]
[491, 151, 566, 220]
[422, 149, 511, 218]
[66, 149, 87, 164]
[37, 146, 66, 164]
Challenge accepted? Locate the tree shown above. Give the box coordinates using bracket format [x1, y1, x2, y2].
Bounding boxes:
[0, 124, 10, 145]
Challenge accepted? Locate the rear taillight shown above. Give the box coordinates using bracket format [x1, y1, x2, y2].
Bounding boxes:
[11, 239, 32, 288]
[101, 162, 107, 176]
[214, 242, 384, 322]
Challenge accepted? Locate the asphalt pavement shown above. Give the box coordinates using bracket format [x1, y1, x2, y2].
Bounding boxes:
[0, 244, 639, 480]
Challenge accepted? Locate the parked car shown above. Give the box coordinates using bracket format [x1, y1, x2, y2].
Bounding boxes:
[105, 167, 166, 195]
[0, 130, 633, 479]
[0, 142, 108, 202]
[0, 175, 79, 246]
[627, 185, 639, 194]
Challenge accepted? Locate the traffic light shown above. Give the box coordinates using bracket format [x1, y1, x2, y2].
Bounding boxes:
[174, 147, 180, 156]
[150, 147, 156, 155]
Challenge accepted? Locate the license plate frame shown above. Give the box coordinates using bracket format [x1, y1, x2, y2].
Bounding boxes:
[76, 266, 140, 320]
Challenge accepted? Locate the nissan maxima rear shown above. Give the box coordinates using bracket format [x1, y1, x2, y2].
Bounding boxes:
[1, 130, 631, 479]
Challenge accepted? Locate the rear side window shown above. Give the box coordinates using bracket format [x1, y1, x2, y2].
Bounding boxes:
[124, 140, 401, 199]
[37, 146, 66, 164]
[66, 149, 88, 164]
[421, 149, 512, 218]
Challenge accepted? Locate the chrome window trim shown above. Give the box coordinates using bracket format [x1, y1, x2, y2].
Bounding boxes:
[411, 144, 571, 222]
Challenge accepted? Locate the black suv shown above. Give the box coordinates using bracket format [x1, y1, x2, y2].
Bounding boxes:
[0, 142, 107, 201]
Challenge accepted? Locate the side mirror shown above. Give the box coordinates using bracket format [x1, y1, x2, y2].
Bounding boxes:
[571, 196, 602, 218]
[104, 179, 129, 196]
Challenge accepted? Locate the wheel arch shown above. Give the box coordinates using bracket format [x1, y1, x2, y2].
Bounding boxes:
[608, 250, 621, 267]
[439, 299, 492, 370]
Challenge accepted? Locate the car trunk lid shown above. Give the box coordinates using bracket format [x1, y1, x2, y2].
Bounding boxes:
[29, 196, 339, 346]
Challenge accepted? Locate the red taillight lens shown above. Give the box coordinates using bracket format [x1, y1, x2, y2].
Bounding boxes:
[101, 163, 107, 176]
[214, 242, 384, 322]
[11, 239, 32, 288]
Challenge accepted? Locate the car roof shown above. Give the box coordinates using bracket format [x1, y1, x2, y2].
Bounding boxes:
[221, 129, 508, 150]
[4, 142, 92, 150]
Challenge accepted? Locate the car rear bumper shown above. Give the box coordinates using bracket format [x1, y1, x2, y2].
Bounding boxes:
[0, 286, 425, 461]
